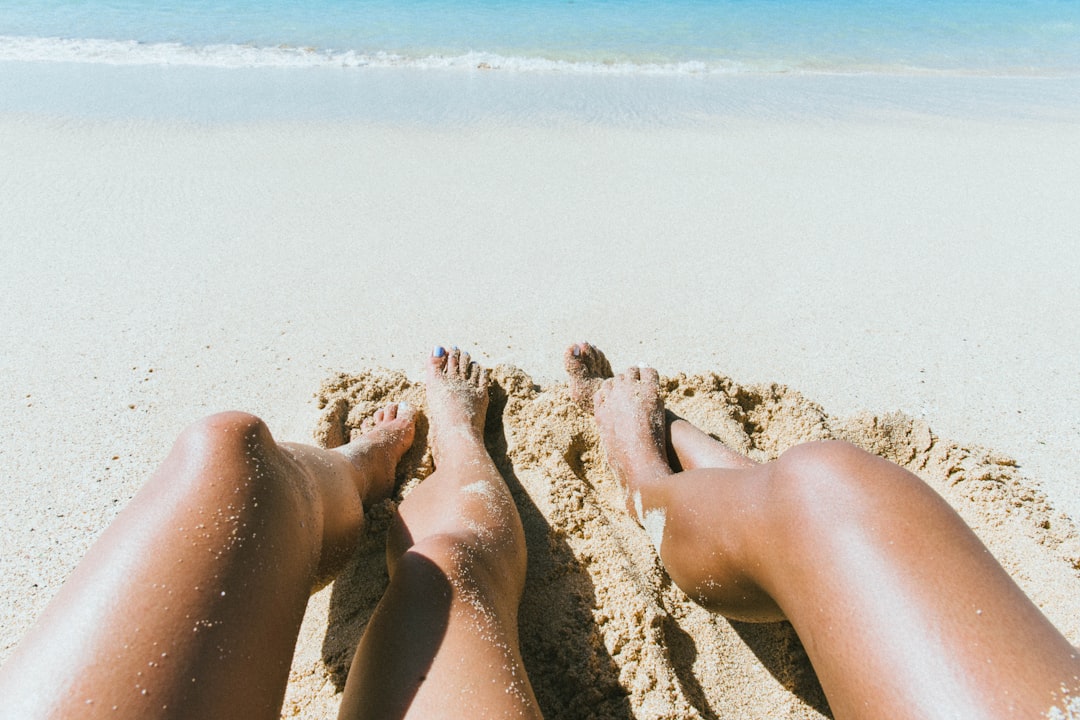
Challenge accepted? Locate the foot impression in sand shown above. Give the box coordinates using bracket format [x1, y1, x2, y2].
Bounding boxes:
[293, 363, 1080, 720]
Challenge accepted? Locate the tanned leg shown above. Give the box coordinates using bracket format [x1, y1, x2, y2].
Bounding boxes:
[569, 343, 1080, 720]
[0, 405, 415, 720]
[338, 347, 542, 720]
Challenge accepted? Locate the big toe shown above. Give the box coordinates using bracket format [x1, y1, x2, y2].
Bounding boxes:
[566, 342, 615, 412]
[427, 346, 450, 377]
[565, 342, 613, 379]
[383, 401, 417, 426]
[367, 401, 416, 443]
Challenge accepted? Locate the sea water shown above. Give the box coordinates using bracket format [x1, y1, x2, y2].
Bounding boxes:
[1, 0, 1079, 122]
[3, 0, 1080, 74]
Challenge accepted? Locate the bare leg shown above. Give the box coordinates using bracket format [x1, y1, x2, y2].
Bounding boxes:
[571, 344, 1080, 720]
[338, 348, 542, 719]
[0, 404, 415, 720]
[665, 415, 757, 471]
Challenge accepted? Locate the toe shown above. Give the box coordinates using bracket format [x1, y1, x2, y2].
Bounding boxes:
[641, 367, 659, 384]
[382, 403, 398, 421]
[597, 351, 613, 377]
[626, 366, 641, 381]
[595, 377, 614, 405]
[565, 343, 584, 367]
[447, 347, 461, 375]
[580, 342, 612, 376]
[565, 343, 591, 377]
[429, 346, 448, 374]
[459, 351, 472, 379]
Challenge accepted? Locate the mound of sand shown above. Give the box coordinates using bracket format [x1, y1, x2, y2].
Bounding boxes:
[279, 365, 1080, 719]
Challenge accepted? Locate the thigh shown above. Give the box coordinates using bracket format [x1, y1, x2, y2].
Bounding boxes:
[654, 441, 1080, 719]
[0, 413, 322, 720]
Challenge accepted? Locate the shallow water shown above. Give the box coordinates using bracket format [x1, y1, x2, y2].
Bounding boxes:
[2, 0, 1079, 75]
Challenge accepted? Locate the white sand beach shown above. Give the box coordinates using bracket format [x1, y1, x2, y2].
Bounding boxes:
[2, 82, 1079, 716]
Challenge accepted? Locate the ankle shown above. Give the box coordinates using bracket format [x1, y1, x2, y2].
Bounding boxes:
[620, 462, 673, 515]
[430, 425, 488, 464]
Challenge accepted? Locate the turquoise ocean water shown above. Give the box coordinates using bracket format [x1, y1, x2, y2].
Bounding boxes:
[3, 0, 1080, 73]
[2, 0, 1079, 122]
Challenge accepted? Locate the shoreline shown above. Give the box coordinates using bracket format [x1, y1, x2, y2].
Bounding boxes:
[5, 39, 1080, 78]
[4, 61, 1080, 125]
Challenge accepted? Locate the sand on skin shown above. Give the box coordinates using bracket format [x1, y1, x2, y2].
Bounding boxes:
[272, 364, 1080, 720]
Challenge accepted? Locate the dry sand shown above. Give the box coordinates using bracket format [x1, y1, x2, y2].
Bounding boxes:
[2, 113, 1079, 717]
[282, 364, 1080, 719]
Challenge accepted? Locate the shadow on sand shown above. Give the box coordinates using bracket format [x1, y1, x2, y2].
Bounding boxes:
[318, 374, 632, 719]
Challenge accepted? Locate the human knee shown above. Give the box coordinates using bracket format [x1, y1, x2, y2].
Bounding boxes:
[769, 440, 916, 522]
[154, 411, 325, 555]
[393, 531, 524, 602]
[175, 411, 276, 465]
[775, 440, 874, 484]
[398, 532, 475, 576]
[163, 411, 289, 501]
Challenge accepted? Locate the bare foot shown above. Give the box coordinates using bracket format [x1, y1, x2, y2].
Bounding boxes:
[385, 346, 524, 576]
[564, 341, 613, 411]
[425, 346, 490, 464]
[284, 402, 416, 586]
[337, 401, 417, 503]
[593, 367, 672, 522]
[567, 342, 755, 472]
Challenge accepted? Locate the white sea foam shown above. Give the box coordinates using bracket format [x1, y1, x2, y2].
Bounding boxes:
[1, 34, 1011, 76]
[0, 35, 753, 73]
[0, 35, 353, 68]
[6, 35, 1076, 78]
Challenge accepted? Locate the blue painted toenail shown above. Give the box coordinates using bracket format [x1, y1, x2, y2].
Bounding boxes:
[399, 401, 410, 411]
[433, 346, 446, 357]
[573, 346, 581, 357]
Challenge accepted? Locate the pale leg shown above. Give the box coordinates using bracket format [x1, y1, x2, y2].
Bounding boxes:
[338, 348, 542, 720]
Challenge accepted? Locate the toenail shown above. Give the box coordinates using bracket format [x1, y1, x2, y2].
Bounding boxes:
[573, 345, 581, 357]
[399, 401, 410, 411]
[433, 346, 446, 358]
